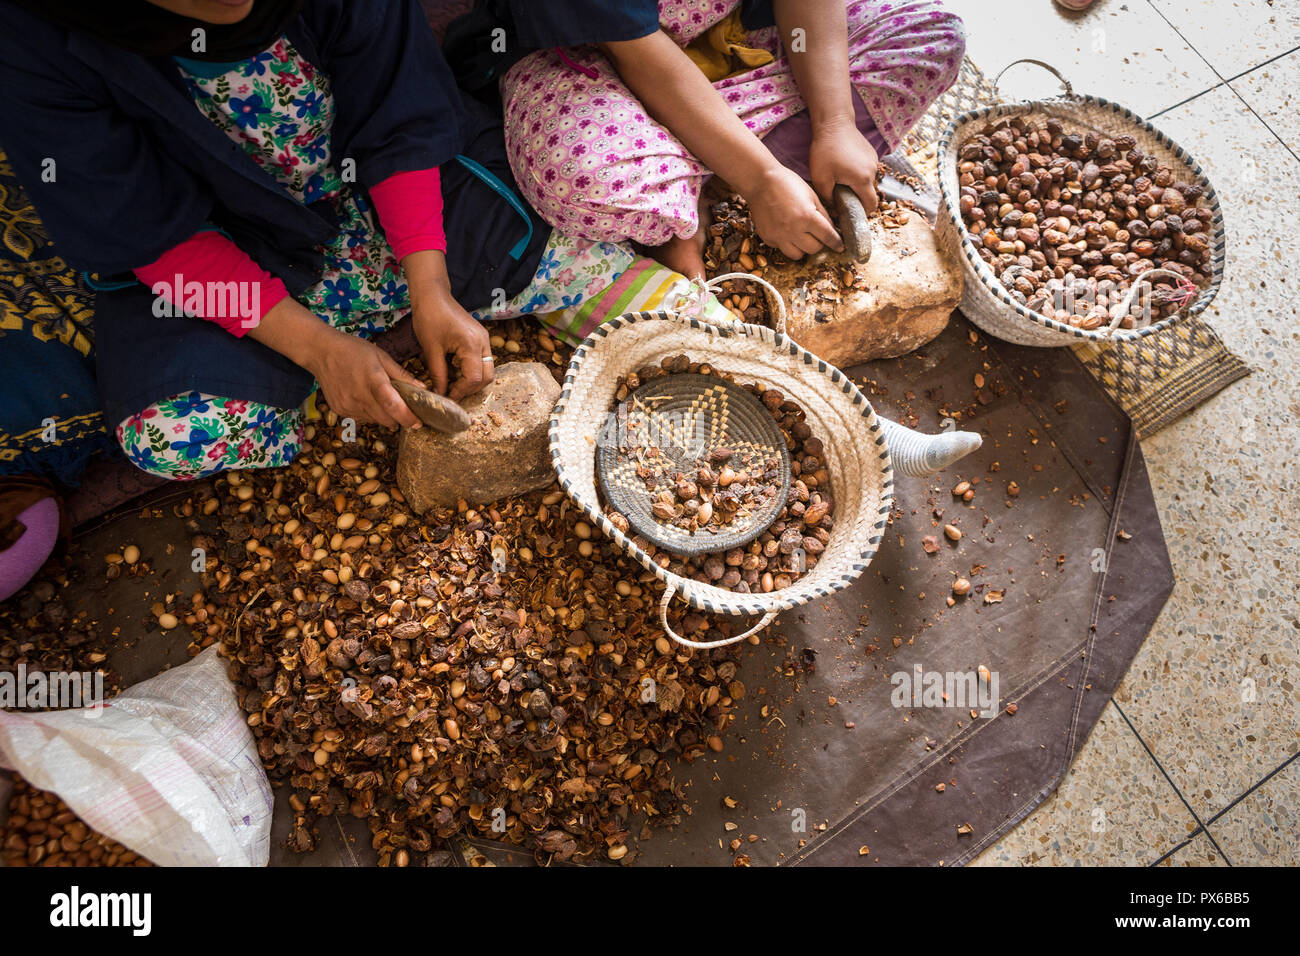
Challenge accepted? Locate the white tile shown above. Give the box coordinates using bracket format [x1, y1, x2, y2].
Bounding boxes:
[1230, 48, 1300, 154]
[1150, 0, 1300, 77]
[970, 704, 1200, 866]
[1157, 830, 1228, 865]
[1114, 84, 1300, 820]
[942, 0, 1220, 116]
[1210, 759, 1300, 865]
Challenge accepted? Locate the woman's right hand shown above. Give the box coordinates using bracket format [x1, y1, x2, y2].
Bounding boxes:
[304, 328, 423, 429]
[245, 292, 422, 429]
[745, 164, 844, 261]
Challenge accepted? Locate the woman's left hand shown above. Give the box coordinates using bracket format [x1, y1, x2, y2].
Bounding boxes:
[808, 123, 880, 214]
[412, 292, 494, 402]
[404, 250, 495, 402]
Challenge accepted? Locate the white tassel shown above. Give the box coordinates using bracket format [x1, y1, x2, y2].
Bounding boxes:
[879, 418, 982, 477]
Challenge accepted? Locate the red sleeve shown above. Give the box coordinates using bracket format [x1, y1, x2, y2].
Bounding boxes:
[369, 167, 447, 261]
[133, 231, 289, 337]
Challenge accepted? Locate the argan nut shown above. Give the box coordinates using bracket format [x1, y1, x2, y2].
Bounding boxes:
[944, 524, 962, 541]
[122, 545, 140, 565]
[952, 578, 971, 596]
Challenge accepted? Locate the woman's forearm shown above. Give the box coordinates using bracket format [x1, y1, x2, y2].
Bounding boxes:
[401, 248, 457, 314]
[773, 0, 855, 134]
[246, 296, 336, 375]
[600, 31, 779, 196]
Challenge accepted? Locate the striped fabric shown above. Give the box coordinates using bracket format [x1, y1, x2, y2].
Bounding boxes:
[537, 257, 733, 348]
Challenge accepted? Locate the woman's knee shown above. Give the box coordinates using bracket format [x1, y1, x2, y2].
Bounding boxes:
[847, 1, 968, 63]
[116, 393, 302, 481]
[502, 52, 701, 244]
[928, 6, 968, 83]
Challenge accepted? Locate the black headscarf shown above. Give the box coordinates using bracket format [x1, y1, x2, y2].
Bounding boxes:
[2, 0, 304, 60]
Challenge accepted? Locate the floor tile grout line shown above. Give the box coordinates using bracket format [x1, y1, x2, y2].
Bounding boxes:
[1149, 826, 1204, 867]
[1111, 699, 1232, 865]
[1145, 0, 1300, 164]
[1205, 749, 1300, 826]
[1221, 83, 1300, 168]
[1148, 83, 1226, 121]
[1220, 44, 1300, 84]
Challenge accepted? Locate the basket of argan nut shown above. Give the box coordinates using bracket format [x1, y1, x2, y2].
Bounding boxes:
[936, 58, 1227, 347]
[549, 275, 983, 649]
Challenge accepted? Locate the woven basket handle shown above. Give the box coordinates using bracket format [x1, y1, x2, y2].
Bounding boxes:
[1101, 267, 1197, 338]
[665, 272, 790, 337]
[705, 272, 788, 336]
[991, 58, 1075, 100]
[657, 581, 779, 649]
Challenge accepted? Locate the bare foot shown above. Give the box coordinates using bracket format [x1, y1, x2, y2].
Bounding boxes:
[646, 195, 713, 279]
[640, 234, 702, 281]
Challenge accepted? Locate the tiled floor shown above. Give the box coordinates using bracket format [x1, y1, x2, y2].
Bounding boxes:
[943, 0, 1300, 866]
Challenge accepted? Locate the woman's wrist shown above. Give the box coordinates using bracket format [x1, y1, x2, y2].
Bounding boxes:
[403, 249, 459, 328]
[732, 151, 788, 200]
[810, 110, 858, 140]
[247, 296, 336, 375]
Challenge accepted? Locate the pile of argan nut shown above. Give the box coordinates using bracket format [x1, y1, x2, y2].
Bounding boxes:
[178, 354, 761, 864]
[605, 354, 834, 593]
[2, 776, 151, 867]
[956, 116, 1212, 329]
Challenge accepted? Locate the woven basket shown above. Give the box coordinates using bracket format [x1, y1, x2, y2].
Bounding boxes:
[936, 59, 1227, 347]
[549, 276, 896, 649]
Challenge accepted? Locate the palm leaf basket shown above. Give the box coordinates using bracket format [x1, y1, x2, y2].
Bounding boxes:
[936, 59, 1227, 347]
[550, 275, 981, 650]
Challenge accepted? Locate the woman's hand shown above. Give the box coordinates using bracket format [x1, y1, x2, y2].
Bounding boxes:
[808, 122, 880, 213]
[305, 328, 423, 429]
[412, 293, 493, 402]
[746, 163, 844, 260]
[403, 249, 493, 402]
[247, 295, 421, 428]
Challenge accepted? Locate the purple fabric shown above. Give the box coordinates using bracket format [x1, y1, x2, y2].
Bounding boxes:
[0, 496, 59, 601]
[762, 92, 888, 181]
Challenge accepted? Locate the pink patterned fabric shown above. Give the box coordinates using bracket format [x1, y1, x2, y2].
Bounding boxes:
[502, 0, 965, 246]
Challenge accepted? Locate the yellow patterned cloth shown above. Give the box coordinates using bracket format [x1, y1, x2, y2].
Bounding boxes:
[0, 148, 112, 483]
[900, 58, 1249, 438]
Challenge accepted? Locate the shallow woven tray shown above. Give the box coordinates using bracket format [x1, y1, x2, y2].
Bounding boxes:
[596, 372, 791, 556]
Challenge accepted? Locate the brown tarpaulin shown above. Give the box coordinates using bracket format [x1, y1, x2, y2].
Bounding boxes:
[268, 313, 1172, 867]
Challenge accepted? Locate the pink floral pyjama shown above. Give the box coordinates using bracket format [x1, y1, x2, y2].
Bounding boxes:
[502, 0, 966, 246]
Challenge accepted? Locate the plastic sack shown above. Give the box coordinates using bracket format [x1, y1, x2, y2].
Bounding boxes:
[0, 646, 272, 866]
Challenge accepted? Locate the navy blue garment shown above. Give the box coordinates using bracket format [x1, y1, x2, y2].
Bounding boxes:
[444, 0, 778, 106]
[443, 0, 660, 102]
[0, 0, 550, 428]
